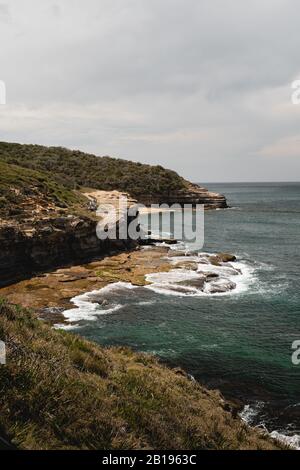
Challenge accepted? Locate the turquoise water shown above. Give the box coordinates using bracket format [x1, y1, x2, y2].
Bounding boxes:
[64, 183, 300, 438]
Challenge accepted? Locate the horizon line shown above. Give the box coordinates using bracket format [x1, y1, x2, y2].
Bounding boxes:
[197, 181, 300, 184]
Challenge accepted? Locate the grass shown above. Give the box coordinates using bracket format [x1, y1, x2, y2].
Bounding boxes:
[0, 142, 281, 450]
[0, 300, 283, 450]
[0, 160, 86, 220]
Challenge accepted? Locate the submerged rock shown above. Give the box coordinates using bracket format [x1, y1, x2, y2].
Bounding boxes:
[178, 276, 206, 290]
[158, 285, 195, 295]
[161, 238, 178, 245]
[204, 272, 219, 280]
[206, 280, 236, 294]
[222, 266, 241, 276]
[208, 253, 237, 266]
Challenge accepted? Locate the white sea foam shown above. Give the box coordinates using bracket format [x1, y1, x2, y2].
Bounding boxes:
[239, 402, 265, 424]
[89, 281, 137, 295]
[269, 431, 300, 450]
[239, 402, 300, 450]
[60, 282, 149, 324]
[60, 248, 259, 324]
[145, 269, 201, 297]
[215, 206, 240, 211]
[53, 323, 82, 331]
[61, 284, 133, 323]
[145, 251, 257, 298]
[137, 300, 156, 306]
[63, 301, 123, 323]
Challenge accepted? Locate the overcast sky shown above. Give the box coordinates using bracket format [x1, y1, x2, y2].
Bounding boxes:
[0, 0, 300, 182]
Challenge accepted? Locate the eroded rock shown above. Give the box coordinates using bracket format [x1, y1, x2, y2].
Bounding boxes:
[206, 280, 236, 294]
[217, 253, 237, 263]
[178, 276, 206, 290]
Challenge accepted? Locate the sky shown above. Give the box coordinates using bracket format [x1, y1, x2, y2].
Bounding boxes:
[0, 0, 300, 182]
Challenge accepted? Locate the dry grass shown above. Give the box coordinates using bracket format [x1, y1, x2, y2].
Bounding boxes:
[0, 160, 86, 221]
[0, 300, 283, 450]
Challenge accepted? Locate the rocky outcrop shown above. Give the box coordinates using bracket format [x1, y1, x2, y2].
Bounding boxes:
[0, 214, 137, 288]
[138, 183, 228, 209]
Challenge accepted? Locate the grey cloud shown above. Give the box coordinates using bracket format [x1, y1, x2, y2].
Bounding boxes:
[0, 3, 10, 23]
[0, 0, 299, 181]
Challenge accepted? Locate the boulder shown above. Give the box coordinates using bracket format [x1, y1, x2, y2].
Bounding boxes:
[158, 285, 194, 295]
[167, 251, 191, 258]
[174, 261, 199, 271]
[208, 256, 222, 266]
[207, 280, 236, 294]
[178, 276, 206, 290]
[217, 253, 237, 263]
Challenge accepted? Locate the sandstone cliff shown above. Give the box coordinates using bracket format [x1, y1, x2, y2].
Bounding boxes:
[0, 141, 227, 209]
[0, 214, 137, 288]
[138, 182, 227, 209]
[0, 142, 227, 286]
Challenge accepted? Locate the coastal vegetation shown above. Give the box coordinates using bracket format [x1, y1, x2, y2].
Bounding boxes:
[0, 300, 282, 450]
[0, 141, 187, 200]
[0, 141, 275, 450]
[0, 159, 85, 220]
[0, 141, 227, 223]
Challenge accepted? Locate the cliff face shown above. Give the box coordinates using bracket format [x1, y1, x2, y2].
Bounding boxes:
[0, 215, 137, 288]
[138, 183, 228, 209]
[0, 184, 227, 287]
[0, 142, 228, 287]
[0, 141, 227, 209]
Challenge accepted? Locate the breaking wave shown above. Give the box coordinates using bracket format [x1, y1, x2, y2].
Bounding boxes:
[145, 251, 257, 298]
[239, 402, 300, 450]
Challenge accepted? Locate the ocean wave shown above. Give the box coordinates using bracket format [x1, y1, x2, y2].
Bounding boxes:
[53, 323, 82, 331]
[239, 402, 265, 424]
[239, 402, 300, 450]
[269, 431, 300, 450]
[59, 282, 156, 324]
[61, 285, 131, 323]
[137, 300, 157, 306]
[145, 270, 202, 297]
[145, 252, 257, 298]
[59, 249, 260, 325]
[215, 206, 240, 211]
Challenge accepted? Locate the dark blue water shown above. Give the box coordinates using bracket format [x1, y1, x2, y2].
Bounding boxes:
[66, 183, 300, 438]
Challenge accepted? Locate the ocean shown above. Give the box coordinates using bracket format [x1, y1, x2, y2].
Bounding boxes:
[61, 182, 300, 447]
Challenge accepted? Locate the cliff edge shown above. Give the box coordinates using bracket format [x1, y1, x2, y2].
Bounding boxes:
[0, 142, 227, 286]
[0, 300, 282, 450]
[0, 141, 227, 209]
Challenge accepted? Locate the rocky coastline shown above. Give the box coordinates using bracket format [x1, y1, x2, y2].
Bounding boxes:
[0, 243, 240, 327]
[0, 181, 227, 288]
[0, 242, 285, 450]
[0, 142, 286, 450]
[137, 182, 228, 209]
[0, 214, 137, 288]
